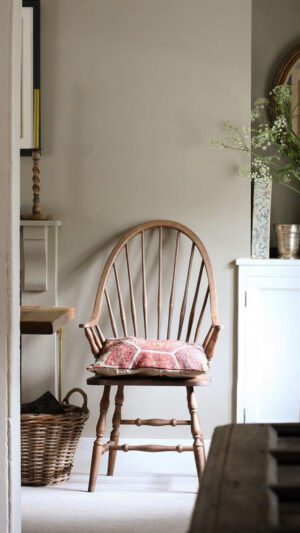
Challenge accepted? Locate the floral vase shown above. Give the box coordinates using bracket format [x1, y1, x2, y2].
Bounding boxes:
[251, 178, 272, 259]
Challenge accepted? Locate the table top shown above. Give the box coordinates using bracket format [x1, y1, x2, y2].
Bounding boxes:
[21, 306, 75, 334]
[189, 423, 300, 532]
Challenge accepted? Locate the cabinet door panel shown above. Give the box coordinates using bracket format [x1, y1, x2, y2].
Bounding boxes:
[245, 276, 300, 423]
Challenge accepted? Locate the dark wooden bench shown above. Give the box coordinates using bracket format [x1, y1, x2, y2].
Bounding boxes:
[189, 423, 300, 532]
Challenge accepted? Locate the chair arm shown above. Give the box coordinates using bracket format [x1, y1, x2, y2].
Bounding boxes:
[79, 320, 103, 356]
[203, 323, 223, 360]
[79, 320, 97, 329]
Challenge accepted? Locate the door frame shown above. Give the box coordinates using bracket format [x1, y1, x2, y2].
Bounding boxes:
[0, 0, 21, 531]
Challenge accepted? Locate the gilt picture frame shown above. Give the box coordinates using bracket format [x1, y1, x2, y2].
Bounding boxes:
[21, 0, 40, 155]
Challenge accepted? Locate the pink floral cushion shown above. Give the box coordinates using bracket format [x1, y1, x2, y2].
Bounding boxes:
[87, 337, 208, 377]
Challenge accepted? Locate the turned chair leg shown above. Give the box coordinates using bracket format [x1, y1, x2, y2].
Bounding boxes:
[186, 386, 206, 482]
[107, 385, 124, 476]
[88, 385, 111, 492]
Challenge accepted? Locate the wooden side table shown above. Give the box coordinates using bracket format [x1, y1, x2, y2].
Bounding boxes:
[21, 306, 75, 401]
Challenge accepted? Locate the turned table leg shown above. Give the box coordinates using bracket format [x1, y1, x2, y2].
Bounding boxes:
[186, 386, 206, 481]
[88, 385, 110, 492]
[107, 385, 124, 476]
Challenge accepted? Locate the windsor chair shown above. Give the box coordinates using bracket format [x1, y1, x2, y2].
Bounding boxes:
[80, 220, 221, 491]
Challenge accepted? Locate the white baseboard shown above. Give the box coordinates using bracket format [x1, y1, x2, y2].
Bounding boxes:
[73, 437, 211, 475]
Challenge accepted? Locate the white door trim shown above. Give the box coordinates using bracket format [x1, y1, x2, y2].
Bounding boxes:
[0, 0, 21, 531]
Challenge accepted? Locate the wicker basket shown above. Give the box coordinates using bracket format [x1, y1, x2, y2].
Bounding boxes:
[21, 388, 89, 486]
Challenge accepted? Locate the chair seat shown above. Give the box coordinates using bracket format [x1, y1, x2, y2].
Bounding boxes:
[87, 374, 210, 386]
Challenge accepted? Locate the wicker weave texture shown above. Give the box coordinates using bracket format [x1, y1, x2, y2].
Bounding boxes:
[21, 388, 89, 486]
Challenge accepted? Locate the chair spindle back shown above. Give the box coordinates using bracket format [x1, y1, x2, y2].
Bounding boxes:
[82, 220, 220, 360]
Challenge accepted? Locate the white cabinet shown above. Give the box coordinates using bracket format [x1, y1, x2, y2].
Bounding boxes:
[236, 259, 300, 424]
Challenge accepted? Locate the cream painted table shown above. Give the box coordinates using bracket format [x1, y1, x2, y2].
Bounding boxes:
[21, 306, 75, 401]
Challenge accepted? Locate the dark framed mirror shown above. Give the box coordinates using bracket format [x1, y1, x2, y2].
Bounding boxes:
[274, 45, 300, 136]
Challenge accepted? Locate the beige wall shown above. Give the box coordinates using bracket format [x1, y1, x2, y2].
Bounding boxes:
[252, 0, 300, 245]
[21, 0, 251, 439]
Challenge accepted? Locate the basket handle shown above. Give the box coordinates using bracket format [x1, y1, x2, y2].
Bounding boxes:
[62, 388, 88, 410]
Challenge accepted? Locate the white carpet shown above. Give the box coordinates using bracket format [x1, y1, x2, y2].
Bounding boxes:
[22, 472, 198, 533]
